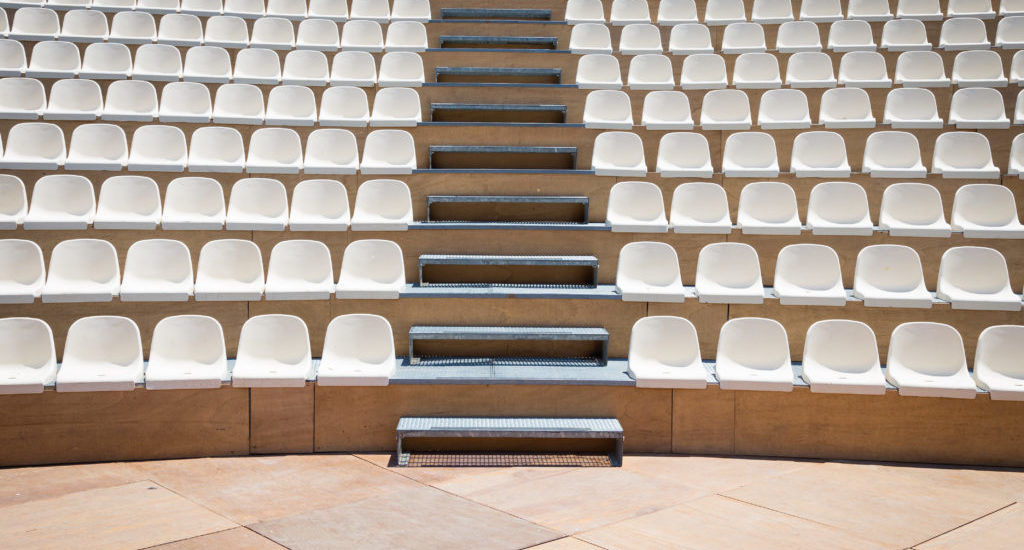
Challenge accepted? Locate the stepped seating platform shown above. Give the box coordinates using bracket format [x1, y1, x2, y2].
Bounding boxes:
[408, 324, 611, 365]
[424, 194, 589, 225]
[417, 253, 600, 287]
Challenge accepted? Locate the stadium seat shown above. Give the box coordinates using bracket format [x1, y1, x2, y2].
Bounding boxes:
[204, 15, 249, 47]
[670, 182, 732, 234]
[158, 14, 203, 46]
[137, 0, 179, 14]
[752, 0, 794, 22]
[120, 239, 193, 301]
[289, 178, 350, 231]
[350, 179, 412, 230]
[1, 122, 64, 169]
[0, 78, 43, 119]
[341, 20, 384, 51]
[212, 83, 264, 124]
[932, 132, 998, 179]
[26, 41, 80, 78]
[973, 325, 1024, 400]
[109, 11, 157, 44]
[952, 50, 1008, 86]
[265, 239, 334, 300]
[776, 20, 822, 52]
[45, 78, 102, 120]
[716, 318, 793, 391]
[937, 247, 1020, 310]
[605, 181, 668, 232]
[0, 40, 27, 76]
[234, 47, 282, 84]
[0, 175, 26, 229]
[566, 0, 605, 24]
[265, 85, 317, 125]
[880, 182, 951, 237]
[392, 0, 430, 21]
[101, 80, 157, 122]
[948, 88, 1010, 129]
[576, 54, 622, 89]
[24, 175, 93, 229]
[627, 316, 705, 388]
[951, 184, 1024, 238]
[828, 20, 876, 52]
[360, 129, 416, 174]
[223, 0, 264, 18]
[853, 244, 933, 308]
[570, 23, 612, 54]
[304, 128, 360, 174]
[897, 0, 943, 19]
[377, 51, 423, 87]
[838, 51, 891, 87]
[800, 0, 843, 21]
[298, 18, 341, 51]
[705, 0, 746, 25]
[146, 315, 227, 390]
[611, 0, 651, 25]
[183, 45, 231, 83]
[791, 131, 851, 177]
[948, 0, 996, 18]
[641, 90, 693, 129]
[657, 0, 697, 24]
[862, 131, 926, 178]
[695, 242, 763, 304]
[1002, 0, 1024, 14]
[188, 126, 245, 172]
[940, 17, 990, 50]
[336, 239, 405, 299]
[619, 23, 662, 54]
[0, 317, 55, 393]
[128, 125, 187, 172]
[159, 81, 211, 123]
[996, 16, 1024, 48]
[250, 17, 295, 49]
[722, 132, 779, 177]
[10, 8, 59, 41]
[802, 320, 886, 394]
[732, 52, 781, 88]
[350, 0, 390, 22]
[385, 21, 427, 52]
[679, 53, 727, 89]
[592, 131, 647, 176]
[894, 50, 950, 87]
[246, 127, 303, 174]
[668, 23, 713, 54]
[1016, 90, 1024, 123]
[266, 0, 305, 19]
[881, 18, 931, 51]
[774, 244, 846, 306]
[93, 175, 160, 229]
[848, 0, 893, 20]
[722, 22, 766, 53]
[583, 90, 633, 129]
[322, 85, 370, 127]
[757, 88, 811, 129]
[181, 0, 223, 16]
[700, 89, 751, 129]
[818, 87, 874, 128]
[656, 132, 713, 177]
[194, 239, 265, 300]
[161, 176, 225, 229]
[627, 54, 674, 89]
[882, 87, 943, 128]
[319, 314, 397, 386]
[60, 9, 108, 42]
[737, 180, 801, 235]
[56, 316, 143, 392]
[232, 314, 314, 388]
[226, 177, 288, 230]
[42, 239, 119, 302]
[0, 240, 44, 303]
[79, 42, 132, 79]
[616, 242, 684, 301]
[886, 322, 977, 398]
[806, 181, 874, 236]
[785, 52, 836, 87]
[132, 43, 182, 81]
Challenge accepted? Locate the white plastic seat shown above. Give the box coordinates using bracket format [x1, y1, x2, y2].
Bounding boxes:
[705, 0, 746, 25]
[695, 242, 763, 304]
[627, 54, 674, 90]
[94, 175, 161, 229]
[27, 41, 80, 78]
[700, 89, 751, 129]
[350, 0, 390, 22]
[948, 0, 996, 17]
[0, 175, 26, 229]
[46, 79, 104, 121]
[886, 323, 976, 398]
[973, 326, 1024, 400]
[223, 0, 264, 18]
[828, 20, 876, 52]
[188, 126, 244, 172]
[996, 16, 1024, 48]
[791, 131, 850, 177]
[737, 181, 801, 235]
[146, 315, 226, 390]
[336, 239, 404, 298]
[776, 20, 822, 52]
[838, 51, 891, 88]
[567, 0, 605, 24]
[80, 42, 132, 80]
[949, 88, 1009, 129]
[619, 23, 662, 54]
[392, 0, 429, 21]
[785, 52, 836, 87]
[668, 23, 713, 54]
[132, 44, 182, 81]
[318, 313, 398, 387]
[879, 182, 951, 238]
[232, 315, 313, 388]
[937, 247, 1020, 310]
[679, 54, 727, 89]
[802, 320, 886, 394]
[212, 83, 264, 124]
[157, 14, 202, 47]
[848, 0, 892, 20]
[101, 80, 157, 121]
[120, 239, 193, 301]
[137, 0, 180, 14]
[56, 316, 142, 392]
[265, 240, 334, 300]
[377, 52, 423, 87]
[1004, 0, 1024, 16]
[233, 47, 281, 84]
[24, 175, 93, 229]
[0, 40, 27, 76]
[715, 318, 792, 391]
[575, 54, 622, 89]
[289, 179, 349, 230]
[60, 9, 108, 42]
[0, 78, 44, 119]
[932, 132, 999, 179]
[265, 85, 316, 126]
[894, 51, 949, 87]
[670, 182, 731, 233]
[800, 0, 843, 21]
[250, 17, 294, 49]
[583, 90, 632, 129]
[853, 244, 933, 307]
[181, 0, 222, 16]
[360, 129, 416, 174]
[1, 122, 64, 169]
[370, 86, 420, 127]
[341, 20, 383, 51]
[183, 46, 231, 83]
[882, 87, 942, 128]
[161, 176, 225, 229]
[952, 50, 1008, 87]
[297, 18, 341, 51]
[204, 15, 248, 47]
[757, 88, 810, 129]
[194, 239, 263, 300]
[941, 17, 990, 50]
[384, 21, 426, 52]
[880, 18, 931, 51]
[266, 0, 305, 19]
[807, 181, 873, 236]
[898, 0, 943, 19]
[657, 0, 697, 24]
[616, 242, 683, 301]
[65, 124, 127, 171]
[862, 131, 925, 178]
[246, 127, 302, 174]
[127, 125, 187, 171]
[350, 179, 412, 230]
[569, 23, 612, 54]
[752, 0, 794, 22]
[774, 244, 846, 306]
[656, 132, 712, 177]
[628, 316, 705, 389]
[10, 8, 59, 41]
[0, 240, 44, 303]
[951, 184, 1024, 238]
[321, 85, 369, 127]
[641, 90, 692, 130]
[722, 132, 778, 177]
[225, 177, 288, 230]
[605, 181, 667, 232]
[611, 0, 651, 25]
[109, 11, 156, 44]
[732, 53, 781, 89]
[42, 239, 119, 302]
[722, 22, 766, 53]
[305, 128, 360, 174]
[1009, 131, 1024, 177]
[592, 131, 646, 176]
[0, 317, 55, 393]
[159, 81, 211, 122]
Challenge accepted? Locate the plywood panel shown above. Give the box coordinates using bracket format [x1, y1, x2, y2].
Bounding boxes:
[250, 385, 315, 455]
[672, 388, 735, 455]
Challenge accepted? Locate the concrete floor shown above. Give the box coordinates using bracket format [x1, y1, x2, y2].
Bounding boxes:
[1, 453, 1022, 549]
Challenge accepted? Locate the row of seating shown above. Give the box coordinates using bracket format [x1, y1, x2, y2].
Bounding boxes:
[0, 9, 430, 51]
[571, 18, 1024, 55]
[0, 79, 420, 126]
[0, 237, 406, 302]
[0, 40, 422, 85]
[0, 0, 427, 22]
[567, 0, 1012, 25]
[628, 316, 1023, 400]
[594, 130, 1009, 178]
[1, 175, 409, 230]
[0, 122, 417, 172]
[577, 50, 1013, 89]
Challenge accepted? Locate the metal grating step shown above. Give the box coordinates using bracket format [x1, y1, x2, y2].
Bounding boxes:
[425, 194, 588, 224]
[439, 8, 553, 20]
[409, 326, 610, 366]
[418, 254, 599, 287]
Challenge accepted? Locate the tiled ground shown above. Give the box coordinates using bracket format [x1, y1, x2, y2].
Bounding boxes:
[1, 454, 1022, 549]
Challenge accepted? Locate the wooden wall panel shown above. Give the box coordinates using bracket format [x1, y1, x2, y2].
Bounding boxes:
[249, 386, 315, 455]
